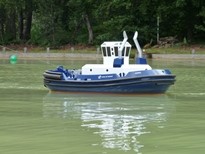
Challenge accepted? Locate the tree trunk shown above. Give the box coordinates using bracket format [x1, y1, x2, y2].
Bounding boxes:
[0, 20, 3, 41]
[19, 8, 24, 40]
[5, 10, 16, 41]
[83, 13, 93, 44]
[23, 0, 33, 41]
[71, 18, 83, 44]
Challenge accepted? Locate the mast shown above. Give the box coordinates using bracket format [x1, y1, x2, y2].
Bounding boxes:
[118, 31, 128, 58]
[133, 31, 143, 58]
[133, 31, 147, 64]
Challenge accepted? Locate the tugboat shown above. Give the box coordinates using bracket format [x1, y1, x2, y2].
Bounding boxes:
[43, 31, 176, 93]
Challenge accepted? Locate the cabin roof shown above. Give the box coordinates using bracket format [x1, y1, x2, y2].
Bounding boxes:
[101, 41, 131, 47]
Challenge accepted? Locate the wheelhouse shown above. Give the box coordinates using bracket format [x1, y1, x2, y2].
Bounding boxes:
[101, 41, 131, 66]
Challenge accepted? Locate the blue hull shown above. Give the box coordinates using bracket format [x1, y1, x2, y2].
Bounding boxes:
[44, 75, 175, 94]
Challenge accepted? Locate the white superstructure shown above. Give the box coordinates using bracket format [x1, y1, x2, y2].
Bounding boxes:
[81, 31, 152, 76]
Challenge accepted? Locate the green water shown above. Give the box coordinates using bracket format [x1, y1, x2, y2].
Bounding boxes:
[0, 59, 205, 154]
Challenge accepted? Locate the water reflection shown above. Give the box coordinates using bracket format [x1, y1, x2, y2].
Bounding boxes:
[43, 92, 174, 153]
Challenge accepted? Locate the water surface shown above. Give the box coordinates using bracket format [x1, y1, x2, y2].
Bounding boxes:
[0, 59, 205, 154]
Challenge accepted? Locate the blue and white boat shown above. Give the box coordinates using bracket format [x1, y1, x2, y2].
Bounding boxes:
[43, 31, 176, 93]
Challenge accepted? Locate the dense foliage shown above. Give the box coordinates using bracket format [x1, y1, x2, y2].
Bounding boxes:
[0, 0, 204, 47]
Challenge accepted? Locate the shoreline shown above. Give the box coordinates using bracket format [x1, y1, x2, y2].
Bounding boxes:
[151, 54, 205, 60]
[0, 52, 101, 60]
[1, 52, 205, 60]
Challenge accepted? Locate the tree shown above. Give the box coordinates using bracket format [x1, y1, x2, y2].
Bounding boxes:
[31, 0, 69, 46]
[0, 0, 34, 43]
[18, 0, 33, 41]
[196, 7, 205, 32]
[0, 0, 17, 43]
[0, 0, 204, 46]
[68, 0, 95, 44]
[195, 2, 205, 39]
[93, 0, 134, 43]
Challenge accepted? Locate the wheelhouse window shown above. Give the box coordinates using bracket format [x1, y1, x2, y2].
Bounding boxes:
[114, 47, 118, 56]
[107, 47, 111, 56]
[102, 47, 106, 56]
[122, 47, 125, 56]
[125, 47, 130, 56]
